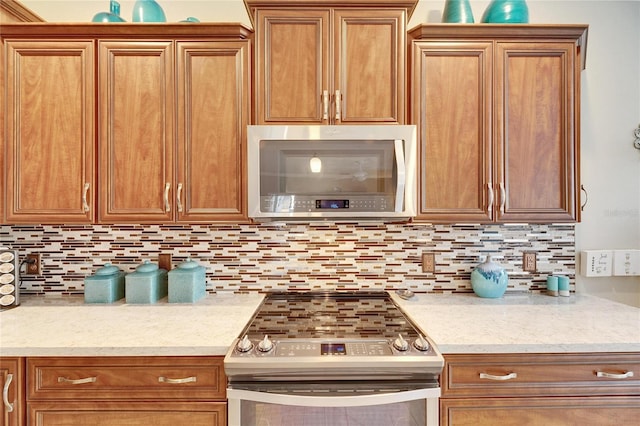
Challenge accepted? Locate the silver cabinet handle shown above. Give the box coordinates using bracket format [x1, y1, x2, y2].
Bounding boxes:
[479, 372, 517, 381]
[176, 183, 183, 213]
[322, 90, 329, 121]
[596, 371, 634, 379]
[3, 373, 14, 413]
[499, 182, 506, 215]
[82, 183, 90, 212]
[164, 183, 171, 212]
[158, 376, 197, 384]
[58, 376, 97, 385]
[335, 89, 341, 121]
[487, 182, 494, 215]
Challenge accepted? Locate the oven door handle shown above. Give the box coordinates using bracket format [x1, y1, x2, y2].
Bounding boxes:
[227, 386, 440, 408]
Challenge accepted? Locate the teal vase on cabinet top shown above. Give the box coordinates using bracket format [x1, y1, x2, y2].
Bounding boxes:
[481, 0, 529, 23]
[442, 0, 474, 23]
[92, 0, 126, 22]
[132, 0, 167, 23]
[470, 255, 508, 298]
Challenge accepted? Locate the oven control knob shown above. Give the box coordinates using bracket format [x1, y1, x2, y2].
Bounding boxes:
[236, 335, 253, 353]
[393, 334, 409, 351]
[413, 335, 430, 352]
[257, 335, 274, 352]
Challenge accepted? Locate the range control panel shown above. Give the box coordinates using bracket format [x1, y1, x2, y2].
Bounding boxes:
[275, 341, 392, 357]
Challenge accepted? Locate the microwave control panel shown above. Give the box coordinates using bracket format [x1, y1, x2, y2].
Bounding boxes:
[261, 195, 393, 212]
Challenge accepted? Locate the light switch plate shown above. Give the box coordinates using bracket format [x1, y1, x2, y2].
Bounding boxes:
[580, 250, 613, 277]
[613, 250, 640, 276]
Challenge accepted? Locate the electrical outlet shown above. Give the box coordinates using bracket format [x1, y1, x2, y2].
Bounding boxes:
[158, 253, 172, 271]
[25, 253, 42, 275]
[422, 252, 436, 273]
[523, 252, 537, 272]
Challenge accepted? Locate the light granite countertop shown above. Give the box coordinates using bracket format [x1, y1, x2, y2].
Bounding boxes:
[1, 292, 638, 357]
[392, 292, 640, 354]
[0, 292, 264, 357]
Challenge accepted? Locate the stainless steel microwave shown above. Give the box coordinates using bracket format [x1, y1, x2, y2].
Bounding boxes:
[247, 125, 417, 221]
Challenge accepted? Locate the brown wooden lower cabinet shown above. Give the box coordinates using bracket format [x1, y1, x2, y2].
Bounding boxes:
[28, 401, 226, 426]
[440, 353, 640, 426]
[0, 358, 25, 426]
[26, 356, 227, 426]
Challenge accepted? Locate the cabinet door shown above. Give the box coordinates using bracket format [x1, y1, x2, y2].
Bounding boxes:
[441, 396, 640, 426]
[334, 9, 405, 124]
[256, 9, 329, 124]
[494, 42, 578, 222]
[28, 401, 226, 426]
[412, 41, 493, 222]
[98, 41, 175, 223]
[0, 358, 25, 426]
[4, 40, 94, 223]
[176, 41, 249, 222]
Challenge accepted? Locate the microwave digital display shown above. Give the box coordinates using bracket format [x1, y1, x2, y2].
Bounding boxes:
[316, 200, 349, 209]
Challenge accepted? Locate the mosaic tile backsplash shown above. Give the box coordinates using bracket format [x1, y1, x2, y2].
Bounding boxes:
[0, 223, 575, 296]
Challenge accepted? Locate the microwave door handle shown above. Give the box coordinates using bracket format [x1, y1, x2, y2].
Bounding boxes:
[393, 139, 406, 212]
[227, 387, 440, 408]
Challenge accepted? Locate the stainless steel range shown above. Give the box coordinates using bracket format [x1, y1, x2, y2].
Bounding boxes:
[224, 291, 443, 426]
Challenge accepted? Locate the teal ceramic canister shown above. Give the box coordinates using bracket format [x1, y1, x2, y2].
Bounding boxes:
[481, 0, 529, 23]
[84, 263, 126, 303]
[132, 0, 167, 23]
[168, 257, 206, 303]
[442, 0, 474, 23]
[92, 0, 126, 22]
[470, 255, 508, 298]
[125, 260, 168, 304]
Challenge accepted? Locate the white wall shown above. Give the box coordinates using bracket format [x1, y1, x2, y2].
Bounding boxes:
[17, 0, 640, 307]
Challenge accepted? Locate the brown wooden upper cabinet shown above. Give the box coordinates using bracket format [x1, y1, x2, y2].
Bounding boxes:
[99, 36, 250, 223]
[246, 0, 416, 125]
[4, 39, 95, 224]
[1, 24, 251, 224]
[410, 25, 588, 223]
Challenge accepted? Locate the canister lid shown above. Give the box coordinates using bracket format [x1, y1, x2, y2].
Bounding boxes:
[94, 263, 121, 275]
[176, 257, 200, 270]
[136, 260, 159, 273]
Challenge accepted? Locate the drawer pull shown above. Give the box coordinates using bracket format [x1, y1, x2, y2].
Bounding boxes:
[158, 376, 197, 384]
[479, 372, 518, 381]
[596, 371, 634, 379]
[58, 376, 97, 385]
[3, 373, 14, 413]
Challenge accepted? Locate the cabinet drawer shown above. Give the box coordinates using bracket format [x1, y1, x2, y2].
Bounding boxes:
[27, 356, 226, 401]
[442, 353, 640, 397]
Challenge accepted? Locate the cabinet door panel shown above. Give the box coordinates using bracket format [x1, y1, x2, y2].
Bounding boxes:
[335, 10, 405, 124]
[176, 42, 248, 221]
[0, 358, 25, 426]
[495, 42, 577, 222]
[257, 10, 329, 124]
[5, 41, 94, 223]
[441, 396, 640, 426]
[413, 42, 492, 222]
[28, 401, 225, 426]
[98, 41, 174, 223]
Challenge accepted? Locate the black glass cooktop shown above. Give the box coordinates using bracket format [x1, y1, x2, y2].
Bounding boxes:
[241, 292, 421, 340]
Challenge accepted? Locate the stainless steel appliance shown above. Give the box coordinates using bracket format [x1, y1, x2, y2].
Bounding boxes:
[224, 292, 443, 426]
[247, 125, 417, 220]
[0, 249, 20, 310]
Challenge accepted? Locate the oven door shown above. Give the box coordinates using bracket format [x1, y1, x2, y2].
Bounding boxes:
[227, 380, 440, 426]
